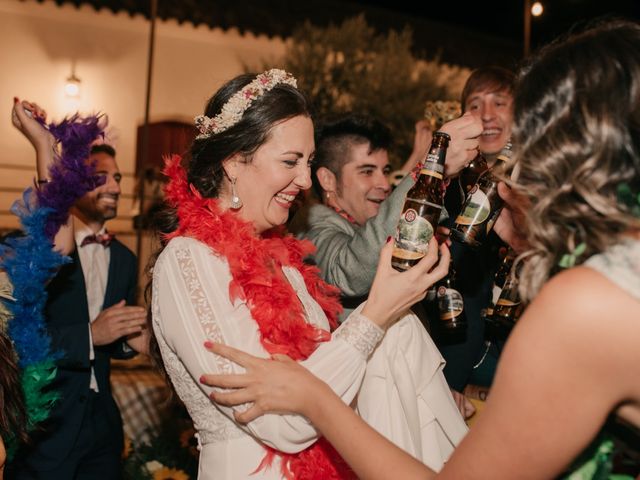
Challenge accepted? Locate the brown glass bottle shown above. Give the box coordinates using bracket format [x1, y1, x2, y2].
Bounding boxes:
[458, 152, 488, 195]
[485, 247, 516, 319]
[492, 271, 524, 328]
[451, 142, 512, 248]
[392, 131, 450, 271]
[435, 268, 467, 332]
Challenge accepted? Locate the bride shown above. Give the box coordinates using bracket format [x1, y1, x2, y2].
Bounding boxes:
[149, 69, 471, 479]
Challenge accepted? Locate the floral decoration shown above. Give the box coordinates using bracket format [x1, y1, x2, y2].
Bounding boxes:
[151, 466, 190, 480]
[424, 100, 461, 130]
[122, 405, 198, 480]
[194, 69, 297, 139]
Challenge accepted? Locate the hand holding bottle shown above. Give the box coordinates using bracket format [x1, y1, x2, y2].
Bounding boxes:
[439, 112, 483, 177]
[362, 237, 450, 330]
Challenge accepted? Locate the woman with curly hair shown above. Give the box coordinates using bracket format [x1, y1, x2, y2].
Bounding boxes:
[201, 19, 640, 479]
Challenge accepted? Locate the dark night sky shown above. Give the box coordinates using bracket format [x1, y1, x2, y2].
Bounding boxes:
[352, 0, 640, 50]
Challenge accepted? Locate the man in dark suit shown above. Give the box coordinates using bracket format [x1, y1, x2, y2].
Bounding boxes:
[10, 145, 147, 480]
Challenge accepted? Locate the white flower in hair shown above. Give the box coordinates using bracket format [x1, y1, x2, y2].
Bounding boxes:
[194, 69, 298, 139]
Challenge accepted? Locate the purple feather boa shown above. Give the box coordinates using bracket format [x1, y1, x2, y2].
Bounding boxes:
[36, 114, 106, 239]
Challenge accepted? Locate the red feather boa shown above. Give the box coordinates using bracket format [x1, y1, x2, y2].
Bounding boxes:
[163, 155, 354, 479]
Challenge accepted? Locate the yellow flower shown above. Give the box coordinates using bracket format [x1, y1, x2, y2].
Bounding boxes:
[152, 466, 189, 480]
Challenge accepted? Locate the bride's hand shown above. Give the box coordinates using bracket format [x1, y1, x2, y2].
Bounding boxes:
[362, 236, 450, 330]
[200, 342, 330, 424]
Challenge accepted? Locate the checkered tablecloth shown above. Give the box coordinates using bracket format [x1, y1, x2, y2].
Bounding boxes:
[111, 364, 171, 444]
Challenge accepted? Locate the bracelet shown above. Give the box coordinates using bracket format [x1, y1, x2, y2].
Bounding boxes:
[33, 177, 50, 190]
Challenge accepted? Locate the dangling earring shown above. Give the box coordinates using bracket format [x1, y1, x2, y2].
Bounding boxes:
[230, 177, 243, 209]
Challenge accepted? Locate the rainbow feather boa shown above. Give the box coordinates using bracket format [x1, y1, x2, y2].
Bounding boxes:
[0, 114, 105, 461]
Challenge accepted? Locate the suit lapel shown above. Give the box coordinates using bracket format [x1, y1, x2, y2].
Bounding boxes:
[103, 243, 118, 309]
[72, 249, 91, 318]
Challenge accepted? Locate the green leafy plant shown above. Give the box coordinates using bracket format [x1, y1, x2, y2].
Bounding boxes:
[253, 15, 469, 166]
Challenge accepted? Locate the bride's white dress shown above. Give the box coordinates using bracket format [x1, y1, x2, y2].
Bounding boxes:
[152, 236, 467, 479]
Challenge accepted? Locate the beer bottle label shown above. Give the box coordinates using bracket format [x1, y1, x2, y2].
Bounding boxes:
[455, 184, 490, 226]
[491, 284, 503, 304]
[419, 153, 444, 179]
[437, 286, 464, 321]
[393, 207, 435, 261]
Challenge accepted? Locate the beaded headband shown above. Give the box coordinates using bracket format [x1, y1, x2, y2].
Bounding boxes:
[194, 69, 298, 139]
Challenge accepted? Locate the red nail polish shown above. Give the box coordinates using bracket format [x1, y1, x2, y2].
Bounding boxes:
[199, 375, 206, 383]
[204, 340, 213, 349]
[13, 97, 19, 104]
[386, 236, 392, 243]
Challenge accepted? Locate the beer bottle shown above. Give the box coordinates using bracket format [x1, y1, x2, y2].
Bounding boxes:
[435, 268, 467, 333]
[392, 131, 450, 271]
[492, 267, 524, 330]
[451, 142, 513, 248]
[484, 247, 516, 319]
[458, 152, 488, 195]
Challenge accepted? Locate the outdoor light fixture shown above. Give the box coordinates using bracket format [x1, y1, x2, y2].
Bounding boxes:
[531, 2, 544, 17]
[64, 63, 81, 98]
[524, 0, 544, 56]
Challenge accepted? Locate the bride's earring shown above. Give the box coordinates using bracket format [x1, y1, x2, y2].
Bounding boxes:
[230, 176, 243, 209]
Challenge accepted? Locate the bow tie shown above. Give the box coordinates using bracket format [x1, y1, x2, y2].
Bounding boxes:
[81, 232, 114, 247]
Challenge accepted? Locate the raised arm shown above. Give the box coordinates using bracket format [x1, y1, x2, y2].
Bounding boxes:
[306, 176, 414, 297]
[396, 119, 433, 175]
[11, 98, 74, 255]
[306, 114, 479, 298]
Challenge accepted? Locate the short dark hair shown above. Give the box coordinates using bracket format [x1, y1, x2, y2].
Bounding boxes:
[313, 114, 392, 197]
[90, 143, 116, 157]
[461, 66, 516, 111]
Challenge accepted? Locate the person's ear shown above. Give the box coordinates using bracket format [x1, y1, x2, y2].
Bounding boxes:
[222, 154, 243, 180]
[316, 167, 338, 194]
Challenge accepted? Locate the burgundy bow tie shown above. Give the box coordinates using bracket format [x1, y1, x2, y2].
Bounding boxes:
[81, 232, 114, 247]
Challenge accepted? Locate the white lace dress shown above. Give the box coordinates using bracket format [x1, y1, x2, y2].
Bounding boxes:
[152, 236, 466, 479]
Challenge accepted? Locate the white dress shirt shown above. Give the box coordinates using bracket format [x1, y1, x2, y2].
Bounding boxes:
[74, 217, 110, 392]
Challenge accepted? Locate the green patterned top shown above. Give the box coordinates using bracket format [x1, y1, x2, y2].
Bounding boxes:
[562, 238, 640, 480]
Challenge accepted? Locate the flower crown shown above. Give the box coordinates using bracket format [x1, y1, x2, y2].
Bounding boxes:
[194, 69, 298, 139]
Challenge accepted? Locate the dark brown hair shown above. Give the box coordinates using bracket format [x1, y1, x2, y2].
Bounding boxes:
[312, 114, 392, 198]
[461, 66, 516, 111]
[0, 332, 28, 447]
[145, 72, 312, 378]
[512, 19, 640, 299]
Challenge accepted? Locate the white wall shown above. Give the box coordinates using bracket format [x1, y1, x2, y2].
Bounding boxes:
[0, 0, 286, 244]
